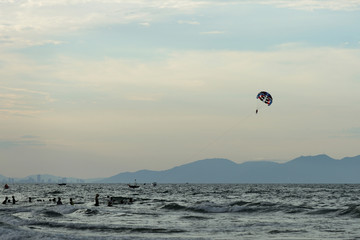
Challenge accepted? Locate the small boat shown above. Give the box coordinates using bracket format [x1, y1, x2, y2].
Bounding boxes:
[128, 179, 139, 189]
[152, 182, 157, 187]
[58, 183, 67, 186]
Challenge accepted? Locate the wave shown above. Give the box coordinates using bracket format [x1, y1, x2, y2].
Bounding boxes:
[269, 229, 308, 234]
[161, 201, 360, 218]
[161, 203, 187, 211]
[338, 204, 360, 218]
[41, 210, 63, 218]
[29, 205, 79, 218]
[180, 215, 211, 220]
[307, 208, 339, 215]
[306, 204, 360, 218]
[84, 208, 100, 215]
[1, 209, 186, 237]
[1, 222, 179, 240]
[28, 220, 186, 234]
[48, 190, 62, 194]
[161, 200, 308, 214]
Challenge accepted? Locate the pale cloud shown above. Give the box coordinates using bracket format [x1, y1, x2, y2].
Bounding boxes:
[21, 135, 40, 139]
[2, 46, 359, 125]
[272, 42, 308, 50]
[0, 0, 208, 49]
[0, 109, 43, 117]
[1, 0, 358, 50]
[139, 22, 150, 26]
[0, 86, 53, 100]
[2, 46, 359, 101]
[200, 31, 224, 35]
[0, 85, 54, 117]
[260, 0, 360, 11]
[342, 127, 360, 138]
[178, 20, 200, 25]
[0, 137, 45, 149]
[125, 95, 161, 102]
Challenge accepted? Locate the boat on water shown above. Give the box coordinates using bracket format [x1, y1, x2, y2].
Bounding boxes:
[58, 183, 67, 186]
[128, 179, 139, 189]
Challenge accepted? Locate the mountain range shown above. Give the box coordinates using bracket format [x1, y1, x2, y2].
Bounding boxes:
[101, 154, 360, 183]
[2, 154, 360, 184]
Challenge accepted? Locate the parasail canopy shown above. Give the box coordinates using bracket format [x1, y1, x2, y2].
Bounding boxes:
[256, 91, 273, 106]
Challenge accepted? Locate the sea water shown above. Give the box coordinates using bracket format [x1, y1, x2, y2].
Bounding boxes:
[1, 184, 360, 239]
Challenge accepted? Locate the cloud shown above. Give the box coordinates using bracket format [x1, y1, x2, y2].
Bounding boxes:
[340, 127, 360, 138]
[1, 0, 358, 50]
[139, 22, 150, 26]
[178, 20, 200, 25]
[0, 86, 53, 99]
[0, 0, 208, 49]
[0, 86, 54, 117]
[0, 138, 45, 149]
[125, 95, 161, 102]
[2, 47, 359, 104]
[21, 135, 40, 139]
[260, 0, 360, 11]
[200, 31, 224, 35]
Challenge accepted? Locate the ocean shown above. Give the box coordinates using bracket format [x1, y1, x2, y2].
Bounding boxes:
[1, 183, 360, 239]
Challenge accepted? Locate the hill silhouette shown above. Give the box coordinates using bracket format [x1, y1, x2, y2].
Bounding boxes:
[2, 155, 360, 184]
[100, 154, 360, 183]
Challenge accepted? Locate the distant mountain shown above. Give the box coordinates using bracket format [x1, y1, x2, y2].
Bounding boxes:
[2, 155, 360, 184]
[0, 174, 8, 182]
[101, 158, 240, 183]
[99, 154, 360, 183]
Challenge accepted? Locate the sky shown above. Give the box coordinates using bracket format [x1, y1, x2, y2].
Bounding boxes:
[1, 0, 360, 179]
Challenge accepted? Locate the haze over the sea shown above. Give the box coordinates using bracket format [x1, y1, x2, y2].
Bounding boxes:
[1, 0, 360, 178]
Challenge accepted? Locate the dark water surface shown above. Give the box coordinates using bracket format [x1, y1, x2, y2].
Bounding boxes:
[1, 184, 360, 239]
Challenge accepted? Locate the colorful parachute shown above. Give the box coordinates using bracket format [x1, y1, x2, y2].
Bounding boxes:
[256, 91, 273, 106]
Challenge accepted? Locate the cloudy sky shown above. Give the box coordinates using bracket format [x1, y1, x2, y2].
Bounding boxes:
[1, 0, 360, 178]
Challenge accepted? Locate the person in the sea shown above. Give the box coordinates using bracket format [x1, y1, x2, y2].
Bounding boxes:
[57, 197, 63, 205]
[29, 197, 32, 203]
[2, 197, 8, 204]
[95, 194, 99, 206]
[107, 197, 113, 207]
[12, 196, 17, 204]
[70, 198, 74, 205]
